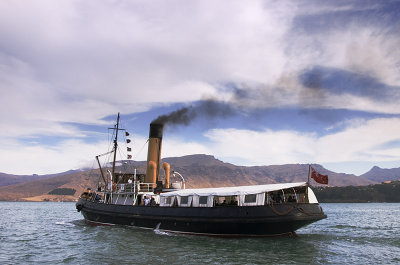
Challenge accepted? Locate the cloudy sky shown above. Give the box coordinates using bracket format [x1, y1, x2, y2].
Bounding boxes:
[1, 0, 400, 176]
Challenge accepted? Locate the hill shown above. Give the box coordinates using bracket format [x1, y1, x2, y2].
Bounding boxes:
[0, 170, 85, 187]
[361, 166, 400, 182]
[0, 169, 101, 202]
[162, 155, 375, 188]
[0, 154, 378, 201]
[313, 181, 400, 203]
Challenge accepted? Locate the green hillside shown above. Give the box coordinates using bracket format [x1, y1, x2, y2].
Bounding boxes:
[313, 181, 400, 203]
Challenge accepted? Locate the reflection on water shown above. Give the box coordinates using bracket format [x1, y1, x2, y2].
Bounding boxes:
[0, 202, 399, 264]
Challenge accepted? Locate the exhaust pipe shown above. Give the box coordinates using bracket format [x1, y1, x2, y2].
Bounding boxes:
[162, 162, 170, 188]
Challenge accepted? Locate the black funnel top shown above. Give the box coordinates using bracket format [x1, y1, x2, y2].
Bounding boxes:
[149, 123, 164, 138]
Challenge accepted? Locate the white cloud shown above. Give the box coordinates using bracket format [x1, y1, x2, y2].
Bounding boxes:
[205, 128, 316, 166]
[1, 0, 398, 124]
[286, 17, 400, 87]
[203, 117, 400, 174]
[321, 28, 400, 87]
[0, 0, 291, 102]
[0, 0, 294, 139]
[0, 1, 399, 175]
[161, 137, 211, 159]
[0, 132, 212, 175]
[2, 117, 399, 175]
[127, 117, 400, 175]
[0, 139, 109, 175]
[317, 118, 400, 162]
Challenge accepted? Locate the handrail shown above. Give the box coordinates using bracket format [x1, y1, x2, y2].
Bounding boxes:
[138, 183, 155, 192]
[114, 182, 155, 193]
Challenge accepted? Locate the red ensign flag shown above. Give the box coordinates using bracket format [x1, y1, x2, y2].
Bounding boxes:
[310, 166, 328, 184]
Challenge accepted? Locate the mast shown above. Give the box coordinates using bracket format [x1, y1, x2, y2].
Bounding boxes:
[111, 112, 120, 182]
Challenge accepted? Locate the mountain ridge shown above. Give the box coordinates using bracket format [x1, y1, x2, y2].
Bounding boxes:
[361, 165, 400, 182]
[0, 154, 383, 201]
[0, 169, 85, 187]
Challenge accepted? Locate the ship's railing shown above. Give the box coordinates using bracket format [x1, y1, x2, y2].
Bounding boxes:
[116, 183, 136, 193]
[138, 183, 155, 192]
[115, 182, 155, 193]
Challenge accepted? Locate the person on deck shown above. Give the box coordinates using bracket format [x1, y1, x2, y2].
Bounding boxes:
[144, 195, 150, 206]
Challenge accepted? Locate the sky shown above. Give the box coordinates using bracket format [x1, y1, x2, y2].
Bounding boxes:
[1, 0, 400, 176]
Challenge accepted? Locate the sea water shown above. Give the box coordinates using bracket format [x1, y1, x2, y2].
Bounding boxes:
[0, 202, 399, 264]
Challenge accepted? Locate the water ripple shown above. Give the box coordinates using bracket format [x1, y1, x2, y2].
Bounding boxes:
[0, 202, 399, 264]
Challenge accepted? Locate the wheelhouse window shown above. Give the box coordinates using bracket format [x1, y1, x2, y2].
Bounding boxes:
[244, 194, 257, 203]
[199, 196, 208, 205]
[178, 196, 192, 207]
[180, 196, 189, 204]
[165, 197, 172, 205]
[214, 196, 238, 206]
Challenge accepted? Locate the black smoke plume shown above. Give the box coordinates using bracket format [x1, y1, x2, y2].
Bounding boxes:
[151, 107, 195, 125]
[151, 99, 237, 126]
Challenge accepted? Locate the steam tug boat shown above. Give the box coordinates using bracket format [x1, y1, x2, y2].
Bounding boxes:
[76, 113, 327, 237]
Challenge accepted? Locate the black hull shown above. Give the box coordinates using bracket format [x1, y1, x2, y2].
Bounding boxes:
[76, 198, 326, 236]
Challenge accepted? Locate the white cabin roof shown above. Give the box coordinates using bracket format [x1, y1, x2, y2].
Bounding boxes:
[160, 182, 307, 197]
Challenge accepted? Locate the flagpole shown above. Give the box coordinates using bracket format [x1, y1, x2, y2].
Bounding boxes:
[306, 165, 310, 200]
